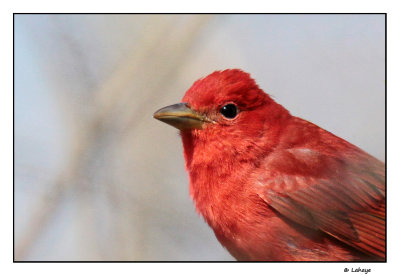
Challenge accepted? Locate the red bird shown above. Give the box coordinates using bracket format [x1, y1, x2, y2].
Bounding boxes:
[153, 69, 385, 261]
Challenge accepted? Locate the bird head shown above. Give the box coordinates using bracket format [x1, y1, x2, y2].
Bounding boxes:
[153, 69, 291, 167]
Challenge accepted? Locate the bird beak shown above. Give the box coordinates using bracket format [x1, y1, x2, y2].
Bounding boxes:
[153, 103, 208, 130]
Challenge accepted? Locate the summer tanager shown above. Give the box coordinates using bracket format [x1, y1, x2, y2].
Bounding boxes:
[153, 69, 385, 261]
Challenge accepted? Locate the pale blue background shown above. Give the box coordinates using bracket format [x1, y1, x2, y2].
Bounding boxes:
[14, 14, 385, 261]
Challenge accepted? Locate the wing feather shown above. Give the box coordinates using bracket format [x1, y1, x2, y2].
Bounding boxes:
[255, 147, 385, 259]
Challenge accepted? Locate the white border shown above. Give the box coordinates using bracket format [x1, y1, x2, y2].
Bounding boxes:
[3, 1, 399, 276]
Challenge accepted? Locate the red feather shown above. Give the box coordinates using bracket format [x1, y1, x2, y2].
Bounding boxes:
[160, 69, 385, 261]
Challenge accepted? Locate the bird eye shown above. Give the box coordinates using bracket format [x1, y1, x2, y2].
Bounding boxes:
[220, 104, 238, 119]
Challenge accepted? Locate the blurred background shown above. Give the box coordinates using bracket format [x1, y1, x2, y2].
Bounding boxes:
[14, 14, 385, 261]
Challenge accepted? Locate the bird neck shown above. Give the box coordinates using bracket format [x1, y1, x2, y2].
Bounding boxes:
[179, 122, 286, 232]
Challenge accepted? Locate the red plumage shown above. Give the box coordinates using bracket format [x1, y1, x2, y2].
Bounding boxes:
[154, 69, 385, 261]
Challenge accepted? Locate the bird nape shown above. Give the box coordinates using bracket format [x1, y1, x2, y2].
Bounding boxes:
[153, 69, 385, 261]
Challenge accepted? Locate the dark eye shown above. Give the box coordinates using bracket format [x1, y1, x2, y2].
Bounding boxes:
[220, 104, 238, 119]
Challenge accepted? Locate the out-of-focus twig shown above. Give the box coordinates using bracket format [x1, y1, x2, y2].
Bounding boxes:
[15, 15, 213, 261]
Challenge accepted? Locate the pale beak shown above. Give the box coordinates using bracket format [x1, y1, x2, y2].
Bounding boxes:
[153, 103, 209, 130]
